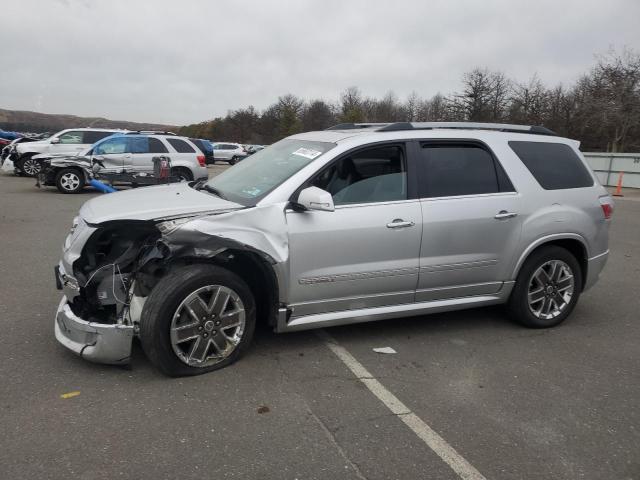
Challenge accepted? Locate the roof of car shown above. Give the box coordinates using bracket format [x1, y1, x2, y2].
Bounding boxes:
[290, 122, 571, 145]
[326, 122, 557, 136]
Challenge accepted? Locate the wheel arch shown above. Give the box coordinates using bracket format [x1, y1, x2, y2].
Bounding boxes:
[56, 165, 91, 182]
[170, 166, 194, 180]
[164, 251, 279, 329]
[512, 234, 589, 290]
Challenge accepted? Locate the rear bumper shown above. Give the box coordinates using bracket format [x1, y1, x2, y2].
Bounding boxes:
[54, 296, 134, 365]
[584, 250, 609, 291]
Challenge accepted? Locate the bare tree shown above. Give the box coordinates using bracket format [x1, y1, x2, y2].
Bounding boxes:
[302, 99, 336, 131]
[339, 87, 365, 123]
[404, 91, 421, 121]
[508, 74, 549, 125]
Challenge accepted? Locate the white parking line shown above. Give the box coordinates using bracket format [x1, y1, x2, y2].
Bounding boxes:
[316, 330, 487, 480]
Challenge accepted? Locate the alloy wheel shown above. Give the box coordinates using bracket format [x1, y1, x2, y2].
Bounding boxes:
[22, 158, 41, 176]
[527, 260, 575, 320]
[170, 285, 246, 367]
[60, 172, 81, 191]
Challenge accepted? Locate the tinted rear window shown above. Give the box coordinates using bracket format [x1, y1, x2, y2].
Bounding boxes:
[509, 141, 593, 190]
[167, 138, 196, 153]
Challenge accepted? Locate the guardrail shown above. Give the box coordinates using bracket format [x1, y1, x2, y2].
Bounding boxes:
[584, 153, 640, 189]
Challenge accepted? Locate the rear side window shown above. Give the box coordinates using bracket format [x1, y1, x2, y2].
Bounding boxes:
[509, 141, 593, 190]
[149, 137, 168, 153]
[167, 138, 196, 153]
[84, 131, 116, 144]
[418, 143, 514, 198]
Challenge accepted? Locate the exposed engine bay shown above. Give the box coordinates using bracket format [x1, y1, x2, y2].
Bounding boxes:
[63, 205, 286, 335]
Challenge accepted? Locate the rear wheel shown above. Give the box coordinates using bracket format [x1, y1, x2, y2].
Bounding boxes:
[171, 167, 193, 182]
[55, 168, 85, 194]
[507, 246, 582, 328]
[139, 265, 256, 377]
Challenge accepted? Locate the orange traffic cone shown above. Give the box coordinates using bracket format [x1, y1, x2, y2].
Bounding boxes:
[612, 171, 624, 197]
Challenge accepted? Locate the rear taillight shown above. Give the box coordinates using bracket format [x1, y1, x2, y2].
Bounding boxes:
[599, 196, 614, 219]
[197, 155, 205, 167]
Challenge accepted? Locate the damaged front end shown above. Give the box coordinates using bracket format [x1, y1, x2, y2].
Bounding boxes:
[55, 203, 288, 365]
[55, 218, 160, 364]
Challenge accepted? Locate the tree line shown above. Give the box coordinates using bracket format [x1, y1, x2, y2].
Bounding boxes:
[179, 48, 640, 152]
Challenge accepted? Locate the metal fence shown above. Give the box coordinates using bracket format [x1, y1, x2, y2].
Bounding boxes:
[584, 153, 640, 189]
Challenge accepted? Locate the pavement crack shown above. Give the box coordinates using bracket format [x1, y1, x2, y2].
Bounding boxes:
[305, 402, 369, 480]
[272, 352, 369, 480]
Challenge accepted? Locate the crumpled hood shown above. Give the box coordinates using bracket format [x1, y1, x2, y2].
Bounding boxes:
[80, 183, 243, 224]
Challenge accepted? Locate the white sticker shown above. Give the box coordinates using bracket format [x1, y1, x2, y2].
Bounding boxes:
[292, 148, 323, 160]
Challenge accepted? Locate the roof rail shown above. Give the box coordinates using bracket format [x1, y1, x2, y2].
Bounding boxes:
[327, 122, 557, 136]
[326, 123, 389, 130]
[124, 131, 177, 136]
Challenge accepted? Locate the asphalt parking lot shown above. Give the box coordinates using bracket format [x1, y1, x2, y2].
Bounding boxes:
[1, 169, 639, 480]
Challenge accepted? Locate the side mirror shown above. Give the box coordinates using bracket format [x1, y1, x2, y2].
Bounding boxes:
[296, 186, 335, 212]
[50, 137, 60, 144]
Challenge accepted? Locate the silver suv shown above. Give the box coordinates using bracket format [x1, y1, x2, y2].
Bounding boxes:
[211, 142, 247, 164]
[13, 128, 122, 176]
[54, 122, 613, 376]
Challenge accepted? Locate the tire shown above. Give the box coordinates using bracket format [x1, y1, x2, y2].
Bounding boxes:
[507, 246, 582, 328]
[229, 156, 237, 165]
[18, 155, 42, 177]
[171, 167, 193, 182]
[139, 264, 256, 377]
[55, 168, 85, 194]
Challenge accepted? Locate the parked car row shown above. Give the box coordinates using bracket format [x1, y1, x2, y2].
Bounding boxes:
[2, 128, 209, 193]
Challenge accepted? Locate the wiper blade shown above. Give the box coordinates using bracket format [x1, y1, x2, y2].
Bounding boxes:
[198, 184, 228, 200]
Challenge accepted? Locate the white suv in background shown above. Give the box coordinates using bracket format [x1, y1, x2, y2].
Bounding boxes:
[211, 142, 247, 164]
[13, 128, 123, 176]
[39, 132, 209, 193]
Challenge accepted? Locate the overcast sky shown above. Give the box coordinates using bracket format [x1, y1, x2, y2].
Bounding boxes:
[1, 0, 639, 125]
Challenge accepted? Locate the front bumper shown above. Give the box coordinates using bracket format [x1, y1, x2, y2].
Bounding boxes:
[54, 296, 134, 365]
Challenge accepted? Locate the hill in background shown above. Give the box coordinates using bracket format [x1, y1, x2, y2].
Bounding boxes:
[0, 108, 177, 134]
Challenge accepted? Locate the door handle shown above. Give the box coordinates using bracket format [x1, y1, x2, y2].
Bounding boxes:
[387, 219, 415, 229]
[494, 210, 518, 220]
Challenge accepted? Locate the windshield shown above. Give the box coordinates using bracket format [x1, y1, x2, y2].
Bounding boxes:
[205, 138, 335, 205]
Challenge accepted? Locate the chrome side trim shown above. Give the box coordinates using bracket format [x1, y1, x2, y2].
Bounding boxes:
[588, 249, 609, 262]
[415, 281, 504, 302]
[276, 293, 509, 333]
[299, 267, 419, 285]
[420, 259, 498, 273]
[289, 289, 415, 309]
[584, 250, 609, 292]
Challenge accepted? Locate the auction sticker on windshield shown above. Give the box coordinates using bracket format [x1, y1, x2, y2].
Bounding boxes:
[292, 148, 323, 160]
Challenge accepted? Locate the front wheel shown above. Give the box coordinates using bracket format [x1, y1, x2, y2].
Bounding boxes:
[19, 156, 42, 177]
[139, 265, 256, 376]
[229, 156, 237, 165]
[507, 246, 582, 328]
[55, 168, 85, 194]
